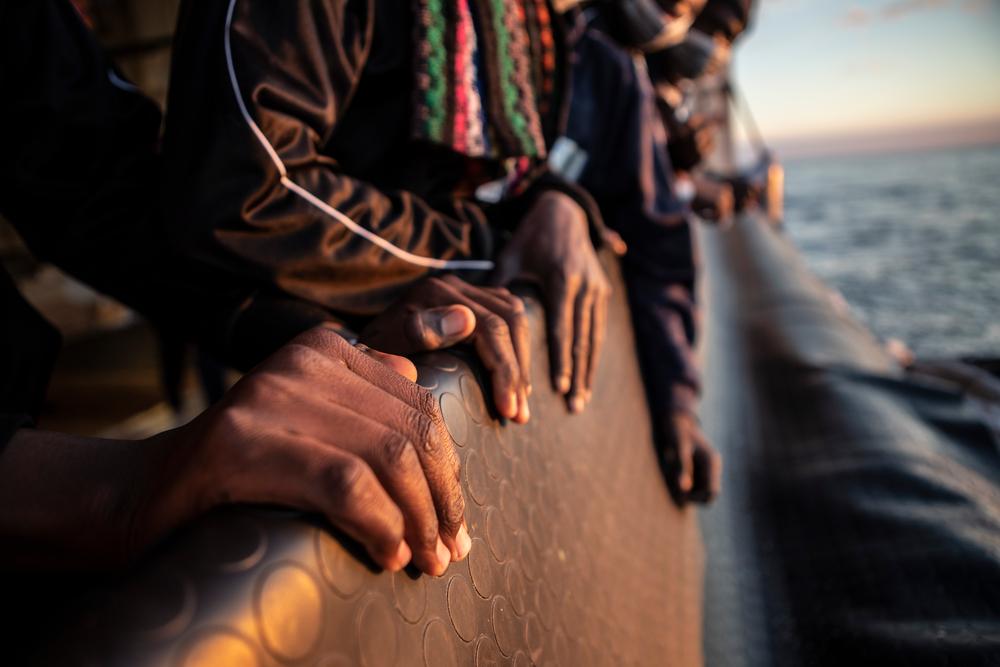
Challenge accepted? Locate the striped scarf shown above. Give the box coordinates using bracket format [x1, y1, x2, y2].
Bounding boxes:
[413, 0, 557, 160]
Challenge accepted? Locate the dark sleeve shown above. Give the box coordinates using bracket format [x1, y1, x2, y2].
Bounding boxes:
[564, 27, 700, 415]
[162, 0, 496, 317]
[0, 0, 257, 356]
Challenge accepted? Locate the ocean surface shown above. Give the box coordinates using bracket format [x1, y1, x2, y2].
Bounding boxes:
[781, 144, 1000, 359]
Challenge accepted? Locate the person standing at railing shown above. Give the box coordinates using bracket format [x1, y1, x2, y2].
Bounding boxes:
[161, 0, 617, 422]
[549, 0, 722, 504]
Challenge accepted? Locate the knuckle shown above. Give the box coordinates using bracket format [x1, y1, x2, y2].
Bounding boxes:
[415, 515, 440, 549]
[406, 411, 435, 446]
[441, 489, 466, 531]
[328, 457, 375, 506]
[238, 371, 285, 406]
[482, 314, 511, 338]
[380, 433, 419, 473]
[281, 343, 325, 373]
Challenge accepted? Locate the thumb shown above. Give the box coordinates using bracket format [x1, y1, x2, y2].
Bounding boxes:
[405, 305, 476, 351]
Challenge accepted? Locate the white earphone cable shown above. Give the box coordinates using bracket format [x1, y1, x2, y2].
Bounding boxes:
[223, 0, 494, 271]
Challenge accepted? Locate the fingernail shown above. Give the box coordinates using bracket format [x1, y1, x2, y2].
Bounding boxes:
[570, 396, 584, 413]
[557, 376, 570, 393]
[526, 384, 533, 396]
[456, 525, 472, 560]
[680, 474, 693, 492]
[436, 539, 452, 572]
[522, 400, 531, 422]
[507, 391, 518, 417]
[389, 541, 412, 571]
[439, 308, 469, 336]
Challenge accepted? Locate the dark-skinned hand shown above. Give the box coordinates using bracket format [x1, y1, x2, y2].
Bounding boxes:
[692, 175, 735, 224]
[658, 411, 722, 505]
[360, 274, 532, 423]
[0, 327, 470, 575]
[492, 191, 612, 414]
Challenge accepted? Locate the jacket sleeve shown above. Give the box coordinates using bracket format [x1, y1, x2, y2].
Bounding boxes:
[567, 27, 701, 416]
[162, 0, 495, 317]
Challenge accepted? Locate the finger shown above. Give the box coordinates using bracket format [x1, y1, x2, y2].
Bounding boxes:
[332, 379, 467, 563]
[264, 341, 467, 560]
[586, 287, 609, 396]
[226, 429, 411, 572]
[405, 305, 477, 351]
[292, 326, 431, 410]
[546, 274, 577, 396]
[356, 344, 419, 382]
[689, 439, 723, 504]
[674, 422, 695, 496]
[568, 288, 594, 414]
[474, 312, 522, 421]
[283, 387, 457, 574]
[462, 282, 533, 399]
[447, 279, 532, 421]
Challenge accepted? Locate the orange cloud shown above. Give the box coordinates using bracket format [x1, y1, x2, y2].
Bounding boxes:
[840, 0, 955, 27]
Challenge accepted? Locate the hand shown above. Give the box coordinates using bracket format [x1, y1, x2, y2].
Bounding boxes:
[658, 411, 722, 505]
[360, 274, 531, 423]
[492, 191, 611, 414]
[135, 326, 469, 575]
[693, 176, 734, 224]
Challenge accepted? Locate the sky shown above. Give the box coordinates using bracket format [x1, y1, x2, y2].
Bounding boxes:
[731, 0, 1000, 157]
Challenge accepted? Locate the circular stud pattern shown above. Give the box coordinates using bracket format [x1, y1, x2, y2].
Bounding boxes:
[196, 514, 268, 574]
[460, 373, 489, 424]
[446, 576, 477, 642]
[468, 538, 497, 599]
[481, 430, 505, 480]
[422, 619, 459, 667]
[484, 508, 509, 563]
[465, 450, 489, 506]
[517, 533, 539, 582]
[180, 630, 258, 667]
[254, 563, 323, 662]
[357, 595, 399, 667]
[316, 531, 368, 598]
[499, 481, 524, 531]
[474, 635, 504, 667]
[440, 392, 469, 447]
[504, 562, 527, 616]
[524, 613, 544, 664]
[391, 569, 427, 624]
[126, 567, 195, 642]
[490, 595, 518, 657]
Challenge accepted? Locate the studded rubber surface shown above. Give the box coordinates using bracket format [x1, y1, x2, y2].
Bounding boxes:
[698, 215, 1000, 666]
[31, 257, 704, 666]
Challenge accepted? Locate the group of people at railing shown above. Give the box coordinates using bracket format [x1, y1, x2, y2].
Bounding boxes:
[1, 0, 750, 574]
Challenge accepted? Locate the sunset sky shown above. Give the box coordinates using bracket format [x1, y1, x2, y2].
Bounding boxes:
[732, 0, 1000, 156]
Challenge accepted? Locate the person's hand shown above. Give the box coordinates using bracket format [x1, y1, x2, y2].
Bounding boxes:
[658, 411, 721, 505]
[133, 326, 470, 576]
[692, 176, 735, 224]
[492, 191, 611, 414]
[360, 275, 531, 423]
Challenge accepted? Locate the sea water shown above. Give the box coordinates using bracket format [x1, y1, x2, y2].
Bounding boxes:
[781, 144, 1000, 358]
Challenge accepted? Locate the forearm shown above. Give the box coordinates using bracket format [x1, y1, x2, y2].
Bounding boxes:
[0, 428, 186, 570]
[624, 268, 701, 415]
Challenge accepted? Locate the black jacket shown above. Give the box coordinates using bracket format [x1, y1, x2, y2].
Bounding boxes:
[162, 0, 598, 321]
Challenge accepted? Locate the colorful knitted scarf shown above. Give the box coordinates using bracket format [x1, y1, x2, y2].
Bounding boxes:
[413, 0, 557, 160]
